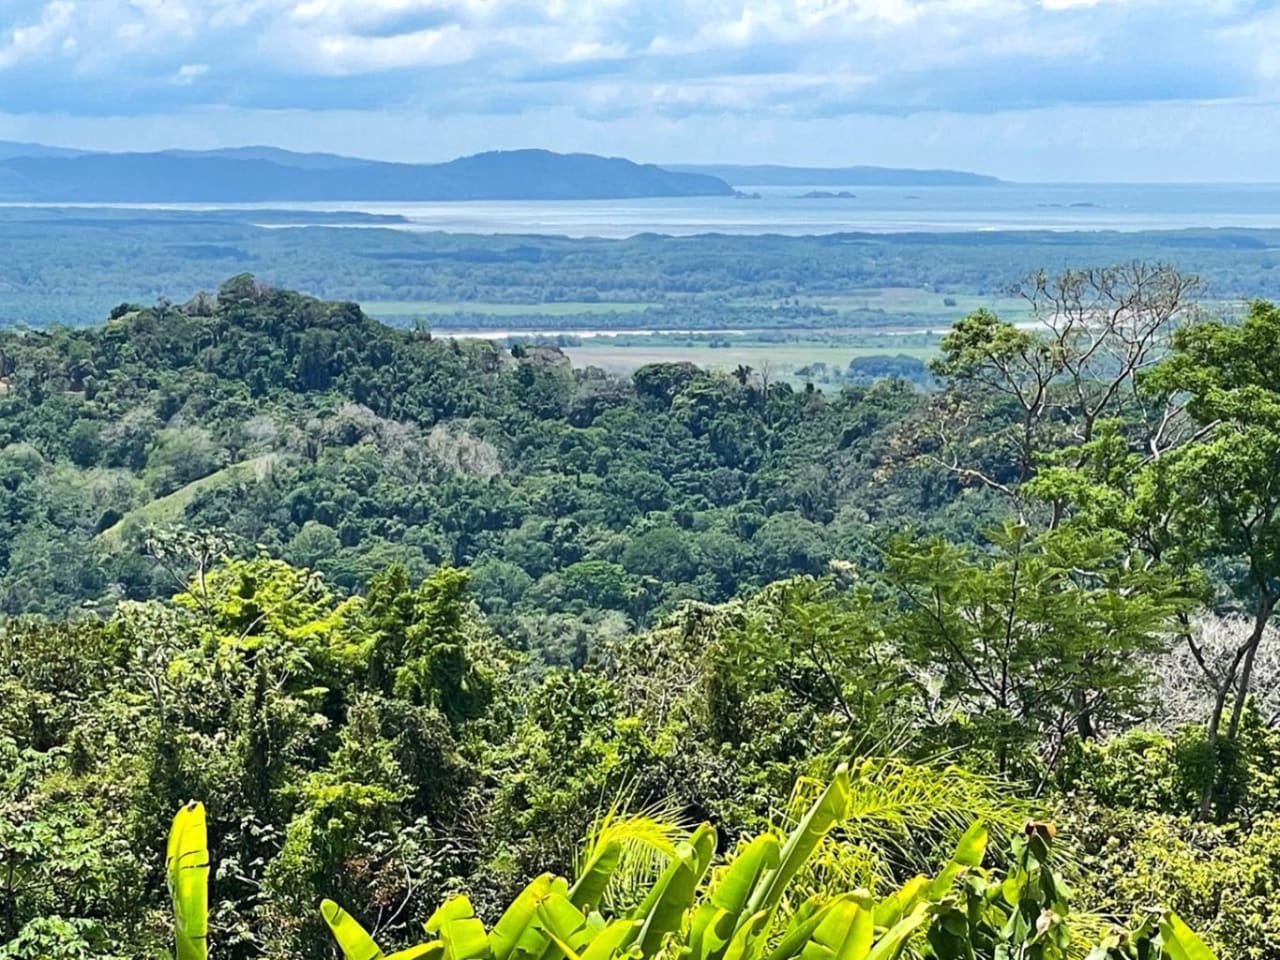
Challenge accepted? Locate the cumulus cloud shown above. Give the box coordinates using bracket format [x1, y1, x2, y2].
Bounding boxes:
[0, 0, 1274, 178]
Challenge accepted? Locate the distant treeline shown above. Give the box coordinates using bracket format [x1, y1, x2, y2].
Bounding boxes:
[1, 211, 1279, 326]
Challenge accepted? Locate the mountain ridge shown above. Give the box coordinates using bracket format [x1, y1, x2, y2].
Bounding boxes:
[0, 146, 735, 202]
[0, 141, 1003, 201]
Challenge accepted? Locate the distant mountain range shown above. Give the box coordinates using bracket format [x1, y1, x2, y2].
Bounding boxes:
[0, 142, 1001, 202]
[669, 163, 1002, 187]
[0, 145, 735, 202]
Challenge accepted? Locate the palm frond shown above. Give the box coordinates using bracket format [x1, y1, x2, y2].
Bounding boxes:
[778, 757, 1040, 899]
[574, 793, 691, 912]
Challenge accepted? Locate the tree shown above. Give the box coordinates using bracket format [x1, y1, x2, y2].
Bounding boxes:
[883, 523, 1184, 778]
[928, 263, 1201, 524]
[1139, 300, 1280, 813]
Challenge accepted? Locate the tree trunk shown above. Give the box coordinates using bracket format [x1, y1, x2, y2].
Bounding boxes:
[1073, 689, 1096, 740]
[1227, 592, 1276, 740]
[1198, 681, 1230, 820]
[1200, 592, 1276, 819]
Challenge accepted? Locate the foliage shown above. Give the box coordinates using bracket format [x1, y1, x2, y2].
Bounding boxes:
[5, 271, 1280, 960]
[320, 768, 1216, 960]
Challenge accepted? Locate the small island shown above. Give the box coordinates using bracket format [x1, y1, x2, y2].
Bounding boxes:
[797, 190, 857, 199]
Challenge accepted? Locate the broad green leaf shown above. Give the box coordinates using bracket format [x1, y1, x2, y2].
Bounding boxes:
[581, 920, 641, 960]
[490, 874, 559, 960]
[687, 834, 781, 960]
[1158, 913, 1219, 960]
[873, 877, 927, 929]
[440, 918, 491, 960]
[570, 810, 684, 913]
[835, 898, 873, 960]
[766, 896, 859, 960]
[537, 893, 596, 955]
[951, 822, 988, 867]
[926, 822, 987, 900]
[571, 840, 623, 913]
[863, 904, 930, 960]
[721, 911, 769, 960]
[746, 766, 852, 922]
[711, 835, 782, 916]
[167, 801, 210, 960]
[632, 823, 717, 957]
[426, 896, 480, 934]
[536, 907, 586, 960]
[321, 898, 444, 960]
[321, 899, 383, 960]
[796, 894, 862, 960]
[387, 945, 447, 960]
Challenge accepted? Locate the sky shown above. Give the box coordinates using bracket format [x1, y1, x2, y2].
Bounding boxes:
[0, 0, 1278, 181]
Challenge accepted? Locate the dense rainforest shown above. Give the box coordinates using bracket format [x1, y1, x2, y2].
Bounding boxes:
[4, 265, 1280, 959]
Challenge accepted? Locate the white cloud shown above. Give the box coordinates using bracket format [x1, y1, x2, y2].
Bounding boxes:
[0, 0, 1272, 180]
[0, 0, 74, 70]
[172, 62, 209, 84]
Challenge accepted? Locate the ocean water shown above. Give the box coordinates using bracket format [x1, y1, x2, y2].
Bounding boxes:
[242, 183, 1280, 237]
[16, 183, 1280, 238]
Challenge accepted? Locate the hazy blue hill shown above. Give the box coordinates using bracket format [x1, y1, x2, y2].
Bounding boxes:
[0, 146, 734, 202]
[161, 145, 371, 169]
[0, 139, 87, 160]
[668, 163, 1002, 186]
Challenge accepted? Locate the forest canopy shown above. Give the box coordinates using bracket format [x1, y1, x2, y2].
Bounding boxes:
[3, 267, 1280, 959]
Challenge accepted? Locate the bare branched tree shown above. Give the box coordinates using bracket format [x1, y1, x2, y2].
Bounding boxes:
[924, 262, 1203, 523]
[1150, 613, 1280, 730]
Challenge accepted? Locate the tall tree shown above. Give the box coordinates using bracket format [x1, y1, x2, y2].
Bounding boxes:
[1140, 300, 1280, 813]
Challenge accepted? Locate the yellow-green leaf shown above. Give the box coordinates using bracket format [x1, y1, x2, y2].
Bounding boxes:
[1159, 912, 1219, 960]
[320, 899, 384, 960]
[167, 801, 210, 960]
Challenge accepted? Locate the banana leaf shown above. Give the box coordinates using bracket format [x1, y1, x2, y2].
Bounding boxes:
[570, 840, 623, 913]
[580, 920, 641, 960]
[321, 899, 445, 960]
[1158, 912, 1218, 960]
[765, 896, 859, 960]
[321, 900, 383, 960]
[167, 801, 210, 960]
[873, 877, 927, 929]
[631, 823, 717, 957]
[745, 765, 852, 922]
[925, 822, 987, 900]
[772, 894, 927, 960]
[686, 833, 781, 960]
[423, 896, 491, 960]
[490, 874, 565, 960]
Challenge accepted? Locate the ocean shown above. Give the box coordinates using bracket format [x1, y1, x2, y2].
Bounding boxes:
[222, 183, 1280, 237]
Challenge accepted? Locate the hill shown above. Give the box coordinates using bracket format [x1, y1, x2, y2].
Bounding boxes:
[668, 163, 1002, 186]
[0, 146, 734, 202]
[0, 139, 87, 160]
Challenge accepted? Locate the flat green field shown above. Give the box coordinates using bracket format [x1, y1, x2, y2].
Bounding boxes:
[564, 340, 937, 375]
[363, 300, 654, 317]
[745, 287, 1030, 321]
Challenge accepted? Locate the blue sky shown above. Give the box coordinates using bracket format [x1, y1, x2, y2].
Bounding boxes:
[0, 0, 1278, 180]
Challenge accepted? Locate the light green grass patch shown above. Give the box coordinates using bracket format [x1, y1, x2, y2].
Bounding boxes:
[737, 287, 1029, 322]
[97, 456, 278, 549]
